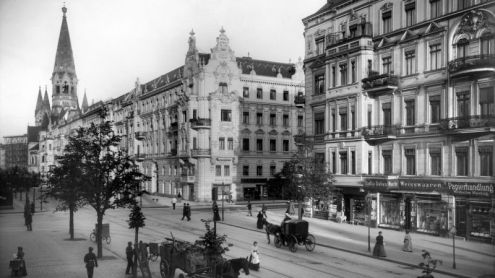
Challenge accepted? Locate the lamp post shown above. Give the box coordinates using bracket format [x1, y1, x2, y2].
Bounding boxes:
[449, 226, 457, 269]
[221, 182, 225, 221]
[40, 173, 44, 211]
[366, 192, 372, 252]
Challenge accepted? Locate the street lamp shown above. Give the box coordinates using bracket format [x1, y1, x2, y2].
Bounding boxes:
[221, 182, 225, 221]
[365, 192, 372, 252]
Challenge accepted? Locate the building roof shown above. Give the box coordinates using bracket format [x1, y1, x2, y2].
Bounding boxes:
[27, 126, 41, 143]
[52, 5, 76, 80]
[29, 144, 39, 151]
[237, 57, 295, 79]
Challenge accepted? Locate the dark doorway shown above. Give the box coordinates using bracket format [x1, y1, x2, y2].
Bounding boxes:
[456, 201, 467, 238]
[405, 198, 412, 230]
[212, 187, 218, 201]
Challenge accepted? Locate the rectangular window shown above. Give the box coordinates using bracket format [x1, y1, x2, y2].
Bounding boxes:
[257, 166, 263, 176]
[457, 40, 468, 59]
[216, 165, 222, 176]
[458, 0, 468, 10]
[283, 140, 289, 152]
[270, 89, 276, 100]
[243, 112, 249, 124]
[314, 112, 325, 134]
[315, 74, 325, 95]
[430, 148, 442, 175]
[405, 50, 416, 75]
[242, 138, 249, 151]
[270, 139, 276, 152]
[219, 137, 225, 150]
[367, 104, 372, 127]
[430, 44, 441, 70]
[340, 64, 348, 85]
[256, 113, 263, 125]
[481, 34, 494, 55]
[257, 139, 263, 151]
[383, 103, 392, 126]
[383, 150, 392, 175]
[456, 147, 469, 176]
[243, 87, 249, 98]
[457, 92, 470, 117]
[283, 115, 289, 126]
[298, 115, 303, 127]
[430, 96, 441, 124]
[243, 166, 249, 176]
[340, 151, 348, 174]
[351, 61, 356, 83]
[340, 108, 347, 131]
[382, 11, 392, 34]
[351, 150, 356, 174]
[316, 39, 325, 55]
[221, 109, 231, 121]
[332, 152, 336, 173]
[283, 91, 289, 101]
[351, 106, 356, 130]
[480, 87, 494, 116]
[405, 149, 416, 175]
[332, 66, 336, 88]
[270, 114, 276, 125]
[368, 152, 372, 174]
[332, 109, 336, 132]
[382, 56, 392, 74]
[405, 2, 416, 27]
[257, 88, 263, 99]
[479, 146, 493, 176]
[193, 109, 197, 120]
[224, 165, 230, 176]
[430, 0, 440, 18]
[270, 166, 276, 176]
[228, 138, 233, 150]
[405, 100, 415, 126]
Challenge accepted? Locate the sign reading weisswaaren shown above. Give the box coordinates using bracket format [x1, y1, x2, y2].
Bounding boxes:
[447, 182, 495, 197]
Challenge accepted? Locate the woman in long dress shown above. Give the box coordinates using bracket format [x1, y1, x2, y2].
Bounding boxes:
[17, 246, 27, 276]
[249, 241, 260, 271]
[256, 210, 264, 229]
[402, 230, 413, 252]
[372, 231, 387, 257]
[213, 202, 221, 222]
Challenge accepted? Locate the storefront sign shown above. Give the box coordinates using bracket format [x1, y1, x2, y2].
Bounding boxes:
[214, 178, 232, 183]
[240, 178, 270, 183]
[399, 179, 445, 191]
[447, 182, 495, 197]
[363, 178, 398, 191]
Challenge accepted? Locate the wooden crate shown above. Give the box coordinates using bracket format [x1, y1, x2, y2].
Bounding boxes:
[95, 223, 110, 238]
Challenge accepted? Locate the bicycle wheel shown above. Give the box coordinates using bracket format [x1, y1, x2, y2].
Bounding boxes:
[90, 232, 96, 242]
[106, 236, 111, 244]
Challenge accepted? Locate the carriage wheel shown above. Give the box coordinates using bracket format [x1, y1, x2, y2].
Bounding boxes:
[288, 235, 298, 252]
[160, 259, 175, 278]
[274, 235, 282, 248]
[305, 234, 316, 251]
[106, 236, 111, 244]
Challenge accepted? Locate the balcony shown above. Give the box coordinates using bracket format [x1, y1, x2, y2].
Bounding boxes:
[190, 118, 211, 130]
[135, 131, 146, 140]
[326, 22, 373, 48]
[362, 125, 398, 141]
[439, 115, 495, 137]
[191, 148, 211, 157]
[448, 54, 495, 78]
[294, 95, 305, 107]
[361, 73, 399, 96]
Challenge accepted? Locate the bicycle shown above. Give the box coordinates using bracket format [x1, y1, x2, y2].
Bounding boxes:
[89, 229, 111, 244]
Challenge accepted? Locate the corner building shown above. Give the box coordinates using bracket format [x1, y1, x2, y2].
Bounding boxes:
[302, 0, 495, 242]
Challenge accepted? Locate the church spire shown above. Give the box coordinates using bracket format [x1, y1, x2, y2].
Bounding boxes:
[43, 85, 51, 111]
[53, 4, 75, 77]
[81, 89, 88, 113]
[35, 86, 43, 115]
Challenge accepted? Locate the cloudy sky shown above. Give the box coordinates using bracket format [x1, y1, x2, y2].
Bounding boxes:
[0, 0, 324, 140]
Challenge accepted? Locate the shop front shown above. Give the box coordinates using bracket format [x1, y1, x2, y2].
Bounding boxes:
[240, 178, 269, 200]
[212, 178, 232, 201]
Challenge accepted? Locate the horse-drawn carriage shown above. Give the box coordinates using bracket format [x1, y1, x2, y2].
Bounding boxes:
[264, 219, 316, 253]
[159, 236, 249, 278]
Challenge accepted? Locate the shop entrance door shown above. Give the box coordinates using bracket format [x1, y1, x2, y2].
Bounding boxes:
[189, 185, 194, 201]
[344, 197, 351, 221]
[405, 199, 412, 230]
[456, 201, 467, 238]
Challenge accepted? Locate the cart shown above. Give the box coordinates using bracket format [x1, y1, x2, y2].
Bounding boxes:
[159, 237, 212, 278]
[9, 259, 22, 277]
[90, 223, 111, 244]
[148, 242, 159, 261]
[274, 220, 316, 253]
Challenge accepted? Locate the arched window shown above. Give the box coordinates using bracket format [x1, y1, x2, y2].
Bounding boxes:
[456, 38, 469, 59]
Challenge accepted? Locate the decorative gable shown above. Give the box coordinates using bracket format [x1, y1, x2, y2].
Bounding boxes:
[268, 130, 278, 136]
[310, 57, 325, 69]
[255, 129, 265, 135]
[424, 22, 445, 36]
[399, 30, 418, 43]
[241, 128, 251, 135]
[377, 37, 395, 48]
[282, 130, 292, 137]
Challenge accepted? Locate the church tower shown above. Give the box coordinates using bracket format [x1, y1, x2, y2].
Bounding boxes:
[51, 5, 78, 116]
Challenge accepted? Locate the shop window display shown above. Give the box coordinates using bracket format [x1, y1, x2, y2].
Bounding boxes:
[417, 202, 445, 235]
[379, 199, 401, 229]
[469, 205, 491, 238]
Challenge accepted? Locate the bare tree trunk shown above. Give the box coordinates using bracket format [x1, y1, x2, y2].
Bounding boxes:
[133, 227, 138, 278]
[69, 205, 74, 240]
[97, 212, 103, 258]
[298, 200, 303, 220]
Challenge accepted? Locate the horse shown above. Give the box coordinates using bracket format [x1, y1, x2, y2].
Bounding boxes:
[262, 219, 282, 244]
[215, 257, 250, 278]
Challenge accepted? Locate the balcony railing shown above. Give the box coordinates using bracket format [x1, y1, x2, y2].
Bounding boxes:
[326, 22, 372, 48]
[362, 73, 399, 93]
[190, 118, 211, 129]
[294, 95, 305, 106]
[135, 131, 146, 140]
[362, 125, 398, 139]
[191, 148, 211, 157]
[439, 115, 495, 131]
[448, 54, 495, 76]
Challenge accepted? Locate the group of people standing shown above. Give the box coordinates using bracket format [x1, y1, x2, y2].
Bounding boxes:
[372, 230, 414, 258]
[181, 203, 191, 221]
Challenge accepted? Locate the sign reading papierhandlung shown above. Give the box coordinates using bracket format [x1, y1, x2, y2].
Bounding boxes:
[446, 182, 495, 197]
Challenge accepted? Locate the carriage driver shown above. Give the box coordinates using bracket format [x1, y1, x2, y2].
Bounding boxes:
[279, 213, 292, 246]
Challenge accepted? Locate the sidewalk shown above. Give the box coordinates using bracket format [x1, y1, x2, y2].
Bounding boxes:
[221, 208, 495, 278]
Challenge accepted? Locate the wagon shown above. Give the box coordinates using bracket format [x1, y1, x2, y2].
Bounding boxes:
[9, 259, 22, 277]
[274, 219, 316, 253]
[159, 237, 212, 278]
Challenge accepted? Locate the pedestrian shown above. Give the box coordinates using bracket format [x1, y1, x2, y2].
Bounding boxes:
[246, 201, 252, 216]
[300, 206, 304, 218]
[84, 247, 98, 278]
[289, 201, 295, 215]
[372, 231, 387, 257]
[171, 196, 177, 210]
[181, 203, 187, 220]
[30, 201, 35, 214]
[402, 230, 413, 252]
[248, 241, 260, 271]
[125, 241, 134, 275]
[213, 201, 221, 222]
[256, 210, 264, 229]
[186, 203, 191, 221]
[23, 202, 30, 226]
[17, 246, 27, 276]
[261, 203, 267, 218]
[25, 210, 32, 231]
[229, 193, 233, 203]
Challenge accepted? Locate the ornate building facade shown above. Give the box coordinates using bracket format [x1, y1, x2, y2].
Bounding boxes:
[35, 7, 305, 203]
[302, 0, 495, 242]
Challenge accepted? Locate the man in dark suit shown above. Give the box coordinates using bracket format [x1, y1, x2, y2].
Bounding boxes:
[125, 242, 133, 275]
[84, 247, 98, 278]
[181, 203, 187, 220]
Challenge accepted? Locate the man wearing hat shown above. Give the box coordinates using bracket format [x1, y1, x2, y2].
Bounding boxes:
[84, 247, 98, 278]
[125, 242, 134, 275]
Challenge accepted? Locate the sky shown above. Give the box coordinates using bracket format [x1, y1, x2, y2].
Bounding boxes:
[0, 0, 325, 141]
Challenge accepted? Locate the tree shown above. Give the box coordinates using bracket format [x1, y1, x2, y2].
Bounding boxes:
[127, 204, 146, 278]
[48, 106, 149, 257]
[195, 219, 230, 278]
[269, 135, 335, 219]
